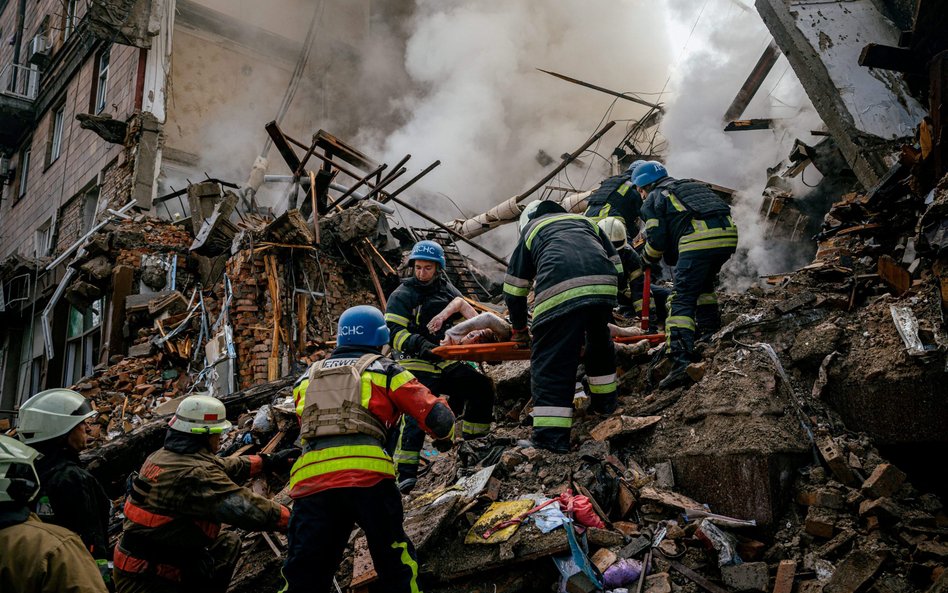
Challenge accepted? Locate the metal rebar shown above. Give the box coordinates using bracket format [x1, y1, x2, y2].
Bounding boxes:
[326, 163, 387, 210]
[380, 160, 441, 203]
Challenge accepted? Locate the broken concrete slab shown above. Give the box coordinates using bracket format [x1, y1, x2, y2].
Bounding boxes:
[824, 550, 887, 593]
[755, 0, 927, 188]
[721, 562, 770, 592]
[589, 415, 662, 441]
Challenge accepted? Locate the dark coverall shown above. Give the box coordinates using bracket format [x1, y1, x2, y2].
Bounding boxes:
[114, 431, 290, 593]
[504, 214, 624, 452]
[615, 245, 669, 329]
[384, 275, 495, 481]
[283, 345, 455, 593]
[0, 508, 108, 593]
[33, 442, 111, 567]
[584, 173, 643, 242]
[640, 177, 738, 365]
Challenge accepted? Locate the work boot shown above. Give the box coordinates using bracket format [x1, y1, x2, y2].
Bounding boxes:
[658, 360, 692, 390]
[397, 478, 417, 494]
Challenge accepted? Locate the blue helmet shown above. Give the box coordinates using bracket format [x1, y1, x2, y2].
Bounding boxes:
[632, 161, 668, 188]
[337, 305, 390, 347]
[626, 159, 647, 175]
[409, 240, 445, 268]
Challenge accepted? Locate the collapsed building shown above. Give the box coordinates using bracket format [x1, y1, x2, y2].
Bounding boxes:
[0, 1, 947, 593]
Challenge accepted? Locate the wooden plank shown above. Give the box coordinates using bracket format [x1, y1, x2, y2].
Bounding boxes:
[858, 44, 924, 74]
[877, 255, 911, 295]
[590, 416, 662, 441]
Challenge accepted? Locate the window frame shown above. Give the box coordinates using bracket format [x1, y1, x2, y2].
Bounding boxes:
[49, 103, 66, 164]
[16, 146, 31, 201]
[63, 0, 78, 42]
[34, 218, 53, 257]
[94, 47, 110, 115]
[63, 299, 104, 386]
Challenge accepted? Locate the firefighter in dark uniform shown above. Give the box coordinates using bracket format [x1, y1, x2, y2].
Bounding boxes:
[597, 216, 669, 329]
[282, 305, 456, 593]
[584, 160, 646, 241]
[113, 395, 296, 593]
[16, 389, 112, 586]
[632, 161, 738, 389]
[0, 435, 108, 593]
[504, 200, 624, 453]
[384, 240, 495, 492]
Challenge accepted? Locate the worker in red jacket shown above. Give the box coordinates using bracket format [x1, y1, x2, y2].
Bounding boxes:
[282, 305, 456, 593]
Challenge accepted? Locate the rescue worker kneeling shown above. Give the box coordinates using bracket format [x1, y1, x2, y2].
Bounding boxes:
[282, 305, 456, 593]
[114, 395, 295, 593]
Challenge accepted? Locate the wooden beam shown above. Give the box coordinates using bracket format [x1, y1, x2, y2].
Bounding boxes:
[858, 44, 924, 75]
[724, 118, 775, 132]
[723, 40, 781, 122]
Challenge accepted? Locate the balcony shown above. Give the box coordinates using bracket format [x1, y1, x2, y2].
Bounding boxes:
[0, 63, 38, 151]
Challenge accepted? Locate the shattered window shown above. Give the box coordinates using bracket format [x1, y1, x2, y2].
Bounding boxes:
[64, 300, 103, 385]
[94, 48, 110, 114]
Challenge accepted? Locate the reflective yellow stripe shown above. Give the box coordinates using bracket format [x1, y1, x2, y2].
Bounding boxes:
[617, 182, 632, 196]
[645, 218, 659, 229]
[533, 284, 617, 318]
[645, 243, 663, 259]
[391, 541, 421, 593]
[294, 379, 309, 415]
[667, 192, 687, 212]
[628, 269, 643, 281]
[393, 329, 411, 352]
[697, 293, 718, 306]
[398, 359, 449, 374]
[462, 420, 491, 435]
[691, 219, 709, 232]
[680, 227, 738, 245]
[533, 416, 573, 428]
[384, 313, 409, 327]
[526, 214, 596, 250]
[679, 238, 738, 253]
[503, 283, 530, 297]
[289, 445, 395, 489]
[394, 452, 420, 465]
[666, 315, 696, 331]
[389, 370, 414, 391]
[614, 262, 624, 274]
[589, 382, 617, 394]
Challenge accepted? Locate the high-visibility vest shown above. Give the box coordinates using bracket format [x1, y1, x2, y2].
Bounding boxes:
[299, 354, 388, 442]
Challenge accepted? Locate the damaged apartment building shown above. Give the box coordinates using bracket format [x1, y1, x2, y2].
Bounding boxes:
[0, 0, 386, 419]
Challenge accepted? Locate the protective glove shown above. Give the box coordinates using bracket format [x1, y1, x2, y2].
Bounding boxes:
[432, 437, 455, 453]
[511, 327, 531, 348]
[418, 340, 443, 362]
[261, 448, 302, 473]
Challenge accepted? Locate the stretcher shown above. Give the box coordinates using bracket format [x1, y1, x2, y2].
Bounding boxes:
[614, 333, 666, 345]
[431, 341, 532, 362]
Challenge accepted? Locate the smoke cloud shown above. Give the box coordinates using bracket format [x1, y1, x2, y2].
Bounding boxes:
[659, 0, 825, 288]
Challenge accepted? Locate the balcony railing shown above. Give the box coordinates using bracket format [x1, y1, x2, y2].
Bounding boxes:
[0, 63, 40, 101]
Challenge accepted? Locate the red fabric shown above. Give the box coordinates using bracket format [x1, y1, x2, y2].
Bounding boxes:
[290, 470, 389, 499]
[557, 489, 606, 529]
[113, 547, 183, 582]
[124, 499, 220, 539]
[277, 505, 291, 532]
[369, 377, 450, 435]
[248, 455, 264, 477]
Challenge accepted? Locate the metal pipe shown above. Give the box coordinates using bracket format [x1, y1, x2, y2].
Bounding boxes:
[327, 163, 387, 210]
[350, 167, 407, 206]
[379, 154, 410, 184]
[386, 194, 509, 267]
[263, 177, 396, 213]
[46, 200, 137, 271]
[380, 160, 441, 203]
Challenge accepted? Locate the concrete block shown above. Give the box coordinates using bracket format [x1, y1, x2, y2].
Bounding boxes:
[861, 464, 906, 499]
[721, 561, 770, 592]
[823, 550, 886, 593]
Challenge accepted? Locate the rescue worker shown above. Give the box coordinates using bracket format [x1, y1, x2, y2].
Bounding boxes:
[282, 305, 456, 593]
[384, 240, 495, 492]
[504, 200, 624, 453]
[0, 434, 108, 593]
[16, 389, 112, 582]
[113, 395, 296, 593]
[597, 216, 668, 328]
[584, 160, 647, 240]
[633, 161, 738, 389]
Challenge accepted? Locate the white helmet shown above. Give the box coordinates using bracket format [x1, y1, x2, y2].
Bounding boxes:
[0, 435, 41, 504]
[17, 389, 96, 445]
[168, 395, 232, 435]
[598, 216, 628, 248]
[518, 200, 543, 233]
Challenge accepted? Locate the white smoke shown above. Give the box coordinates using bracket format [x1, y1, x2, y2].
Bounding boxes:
[354, 0, 674, 259]
[659, 0, 825, 288]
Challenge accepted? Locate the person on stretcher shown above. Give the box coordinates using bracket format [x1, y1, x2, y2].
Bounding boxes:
[430, 297, 512, 346]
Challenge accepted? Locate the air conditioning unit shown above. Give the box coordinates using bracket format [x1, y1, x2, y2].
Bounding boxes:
[27, 34, 50, 65]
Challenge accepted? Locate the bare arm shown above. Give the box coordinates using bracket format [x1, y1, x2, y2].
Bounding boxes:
[427, 296, 478, 332]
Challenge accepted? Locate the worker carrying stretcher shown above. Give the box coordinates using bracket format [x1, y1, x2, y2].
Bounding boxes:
[384, 240, 497, 493]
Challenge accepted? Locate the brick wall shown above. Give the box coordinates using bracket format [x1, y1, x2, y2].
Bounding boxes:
[0, 39, 140, 259]
[224, 248, 379, 388]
